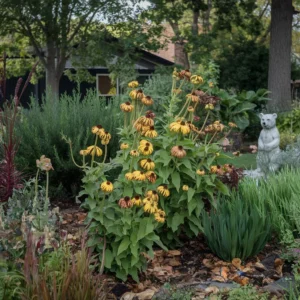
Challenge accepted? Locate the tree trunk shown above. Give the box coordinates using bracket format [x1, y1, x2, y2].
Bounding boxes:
[174, 42, 190, 69]
[192, 10, 199, 36]
[203, 0, 212, 33]
[267, 0, 293, 112]
[46, 67, 60, 99]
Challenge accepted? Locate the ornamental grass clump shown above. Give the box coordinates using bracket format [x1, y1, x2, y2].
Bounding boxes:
[67, 72, 240, 281]
[201, 189, 272, 261]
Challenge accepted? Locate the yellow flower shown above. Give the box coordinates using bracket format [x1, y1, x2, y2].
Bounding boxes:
[209, 82, 214, 88]
[140, 158, 155, 170]
[132, 195, 142, 206]
[79, 150, 88, 156]
[182, 185, 189, 191]
[143, 200, 158, 214]
[138, 142, 154, 155]
[210, 165, 218, 174]
[143, 197, 152, 205]
[172, 70, 180, 79]
[128, 81, 139, 88]
[205, 104, 214, 110]
[100, 181, 114, 193]
[139, 116, 154, 126]
[215, 152, 220, 157]
[129, 89, 144, 100]
[186, 93, 199, 103]
[143, 126, 158, 138]
[120, 102, 134, 112]
[190, 75, 204, 85]
[196, 169, 205, 176]
[145, 171, 157, 183]
[132, 170, 146, 181]
[154, 209, 166, 223]
[228, 122, 237, 128]
[130, 150, 139, 157]
[125, 172, 134, 180]
[101, 132, 111, 140]
[213, 122, 225, 132]
[101, 139, 110, 145]
[187, 106, 194, 112]
[171, 145, 186, 158]
[86, 146, 103, 157]
[91, 125, 105, 135]
[120, 143, 129, 150]
[169, 121, 190, 135]
[157, 185, 170, 197]
[146, 190, 159, 202]
[141, 96, 154, 106]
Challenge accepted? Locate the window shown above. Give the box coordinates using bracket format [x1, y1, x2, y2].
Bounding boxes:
[96, 74, 119, 96]
[137, 74, 152, 85]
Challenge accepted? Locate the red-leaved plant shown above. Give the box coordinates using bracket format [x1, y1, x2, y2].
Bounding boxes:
[0, 53, 38, 202]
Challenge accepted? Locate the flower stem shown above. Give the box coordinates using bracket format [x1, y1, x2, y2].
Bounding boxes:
[91, 135, 99, 168]
[193, 111, 210, 142]
[99, 235, 107, 275]
[46, 171, 49, 202]
[33, 168, 40, 213]
[102, 144, 107, 164]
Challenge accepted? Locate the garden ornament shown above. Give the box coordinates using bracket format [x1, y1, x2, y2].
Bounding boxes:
[244, 113, 281, 178]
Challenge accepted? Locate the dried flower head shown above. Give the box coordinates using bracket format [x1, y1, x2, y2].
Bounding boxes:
[190, 75, 204, 85]
[86, 146, 103, 157]
[143, 126, 158, 138]
[140, 158, 155, 170]
[130, 150, 139, 157]
[171, 145, 186, 158]
[145, 171, 157, 183]
[186, 92, 199, 103]
[141, 96, 154, 106]
[154, 209, 166, 223]
[120, 102, 134, 112]
[129, 89, 144, 100]
[36, 155, 54, 171]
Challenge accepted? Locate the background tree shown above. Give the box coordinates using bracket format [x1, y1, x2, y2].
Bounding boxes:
[0, 0, 137, 98]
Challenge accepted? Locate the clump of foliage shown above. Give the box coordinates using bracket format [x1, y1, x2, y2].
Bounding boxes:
[66, 70, 240, 280]
[15, 90, 123, 196]
[226, 285, 269, 300]
[0, 233, 107, 300]
[201, 186, 272, 261]
[0, 59, 38, 201]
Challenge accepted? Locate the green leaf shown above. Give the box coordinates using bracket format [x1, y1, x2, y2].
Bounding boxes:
[104, 248, 114, 268]
[137, 218, 154, 242]
[171, 171, 181, 192]
[117, 236, 131, 256]
[233, 114, 249, 130]
[232, 102, 256, 114]
[187, 187, 195, 202]
[170, 212, 185, 232]
[123, 185, 133, 197]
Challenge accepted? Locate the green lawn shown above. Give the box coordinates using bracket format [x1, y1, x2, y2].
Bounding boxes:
[217, 153, 257, 169]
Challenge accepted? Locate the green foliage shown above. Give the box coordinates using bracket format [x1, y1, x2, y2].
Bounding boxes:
[15, 90, 123, 195]
[215, 88, 269, 130]
[152, 283, 193, 300]
[226, 285, 269, 300]
[0, 237, 107, 300]
[201, 186, 272, 261]
[277, 107, 300, 133]
[280, 131, 298, 150]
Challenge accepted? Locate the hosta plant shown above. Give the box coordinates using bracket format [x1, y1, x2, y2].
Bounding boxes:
[67, 70, 238, 280]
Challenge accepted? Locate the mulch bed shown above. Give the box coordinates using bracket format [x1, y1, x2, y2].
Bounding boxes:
[57, 202, 292, 299]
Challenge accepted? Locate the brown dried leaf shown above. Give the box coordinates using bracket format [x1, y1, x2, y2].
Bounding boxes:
[211, 267, 229, 281]
[232, 276, 250, 286]
[254, 262, 267, 272]
[202, 258, 215, 269]
[274, 258, 284, 276]
[232, 258, 242, 270]
[262, 277, 274, 285]
[166, 250, 181, 256]
[205, 286, 220, 294]
[167, 258, 182, 267]
[211, 275, 226, 282]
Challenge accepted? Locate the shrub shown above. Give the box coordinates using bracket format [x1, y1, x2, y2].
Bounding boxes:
[15, 90, 123, 196]
[67, 70, 237, 281]
[201, 185, 272, 261]
[280, 130, 298, 150]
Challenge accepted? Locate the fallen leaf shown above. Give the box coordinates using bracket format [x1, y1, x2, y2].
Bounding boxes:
[211, 267, 229, 281]
[232, 258, 242, 270]
[120, 289, 155, 300]
[254, 262, 267, 272]
[211, 275, 226, 282]
[262, 277, 274, 285]
[274, 258, 284, 276]
[203, 258, 215, 269]
[166, 250, 181, 256]
[232, 275, 249, 286]
[205, 286, 220, 294]
[167, 258, 182, 267]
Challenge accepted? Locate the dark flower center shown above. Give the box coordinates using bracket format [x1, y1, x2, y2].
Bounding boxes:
[180, 121, 186, 125]
[125, 101, 131, 105]
[152, 191, 157, 195]
[178, 146, 183, 150]
[150, 126, 155, 130]
[134, 196, 140, 200]
[124, 196, 130, 201]
[147, 158, 152, 162]
[97, 125, 103, 128]
[106, 181, 111, 185]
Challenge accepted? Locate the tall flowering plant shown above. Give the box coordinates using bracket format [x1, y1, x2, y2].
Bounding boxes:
[67, 71, 237, 281]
